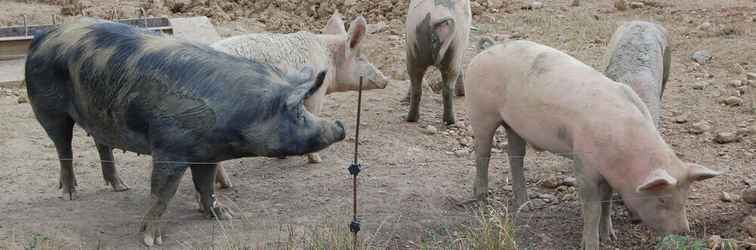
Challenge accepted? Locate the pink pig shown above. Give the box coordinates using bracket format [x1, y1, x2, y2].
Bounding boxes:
[464, 40, 720, 250]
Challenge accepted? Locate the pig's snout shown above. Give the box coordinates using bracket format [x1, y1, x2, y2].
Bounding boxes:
[333, 120, 346, 141]
[658, 218, 690, 235]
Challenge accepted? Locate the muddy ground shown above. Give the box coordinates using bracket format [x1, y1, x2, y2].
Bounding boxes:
[0, 0, 755, 249]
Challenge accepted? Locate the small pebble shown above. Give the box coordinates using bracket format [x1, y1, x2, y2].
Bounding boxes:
[629, 1, 644, 9]
[714, 132, 740, 144]
[723, 96, 743, 106]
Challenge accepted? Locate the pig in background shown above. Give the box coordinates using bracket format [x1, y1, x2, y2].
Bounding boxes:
[405, 0, 471, 125]
[211, 12, 387, 187]
[25, 18, 345, 246]
[604, 21, 671, 128]
[464, 40, 719, 250]
[604, 20, 672, 223]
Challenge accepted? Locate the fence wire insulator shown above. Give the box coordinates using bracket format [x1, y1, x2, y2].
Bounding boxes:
[348, 76, 365, 245]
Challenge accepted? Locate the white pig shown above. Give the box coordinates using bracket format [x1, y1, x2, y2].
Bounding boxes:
[604, 21, 670, 128]
[464, 40, 719, 250]
[405, 0, 471, 125]
[210, 13, 388, 187]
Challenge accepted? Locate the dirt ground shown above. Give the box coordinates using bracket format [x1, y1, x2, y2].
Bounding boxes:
[0, 0, 755, 249]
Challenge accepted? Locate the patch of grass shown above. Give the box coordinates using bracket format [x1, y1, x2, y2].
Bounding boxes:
[455, 203, 518, 250]
[656, 234, 738, 250]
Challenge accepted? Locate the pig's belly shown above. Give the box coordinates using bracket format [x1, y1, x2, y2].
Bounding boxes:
[70, 112, 152, 155]
[499, 110, 574, 156]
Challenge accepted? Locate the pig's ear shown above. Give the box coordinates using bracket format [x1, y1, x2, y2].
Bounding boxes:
[324, 11, 346, 35]
[636, 169, 678, 192]
[286, 70, 328, 109]
[346, 16, 367, 49]
[687, 163, 721, 182]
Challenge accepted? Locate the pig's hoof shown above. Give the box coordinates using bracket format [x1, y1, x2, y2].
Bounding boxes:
[206, 204, 234, 220]
[217, 180, 233, 189]
[59, 184, 78, 200]
[307, 154, 322, 163]
[141, 222, 163, 246]
[109, 179, 130, 192]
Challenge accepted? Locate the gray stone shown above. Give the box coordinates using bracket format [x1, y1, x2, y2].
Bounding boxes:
[691, 81, 709, 90]
[714, 132, 740, 144]
[691, 50, 712, 64]
[629, 1, 644, 9]
[689, 121, 712, 134]
[422, 125, 438, 135]
[743, 187, 756, 204]
[723, 96, 744, 106]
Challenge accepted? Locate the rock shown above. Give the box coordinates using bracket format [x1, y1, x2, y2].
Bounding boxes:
[691, 50, 712, 64]
[17, 95, 28, 104]
[691, 81, 709, 90]
[737, 125, 756, 137]
[563, 177, 577, 187]
[720, 191, 739, 202]
[454, 149, 468, 158]
[707, 235, 722, 250]
[743, 216, 756, 237]
[493, 33, 512, 41]
[614, 0, 627, 11]
[689, 121, 712, 134]
[480, 14, 496, 23]
[527, 1, 543, 10]
[422, 125, 438, 135]
[672, 114, 689, 123]
[367, 22, 387, 34]
[541, 175, 562, 189]
[714, 132, 740, 144]
[478, 37, 495, 50]
[629, 1, 644, 9]
[538, 193, 557, 203]
[570, 0, 579, 7]
[747, 72, 756, 81]
[743, 187, 756, 204]
[729, 80, 745, 87]
[723, 96, 744, 106]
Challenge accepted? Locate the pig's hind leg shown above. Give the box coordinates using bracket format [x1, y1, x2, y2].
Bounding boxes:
[440, 65, 460, 125]
[503, 124, 529, 208]
[406, 57, 428, 123]
[214, 165, 233, 189]
[36, 113, 77, 200]
[95, 143, 129, 191]
[192, 163, 233, 220]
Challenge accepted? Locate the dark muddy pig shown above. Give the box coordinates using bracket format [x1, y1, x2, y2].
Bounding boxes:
[25, 18, 345, 246]
[405, 0, 471, 125]
[464, 40, 719, 250]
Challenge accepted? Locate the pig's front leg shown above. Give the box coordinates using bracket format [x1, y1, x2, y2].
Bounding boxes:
[599, 180, 616, 241]
[504, 124, 529, 208]
[95, 142, 129, 191]
[192, 163, 234, 219]
[470, 113, 500, 200]
[303, 92, 327, 163]
[576, 160, 603, 250]
[142, 157, 188, 246]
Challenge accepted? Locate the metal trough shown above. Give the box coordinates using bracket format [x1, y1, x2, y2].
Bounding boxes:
[0, 17, 173, 60]
[0, 16, 220, 88]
